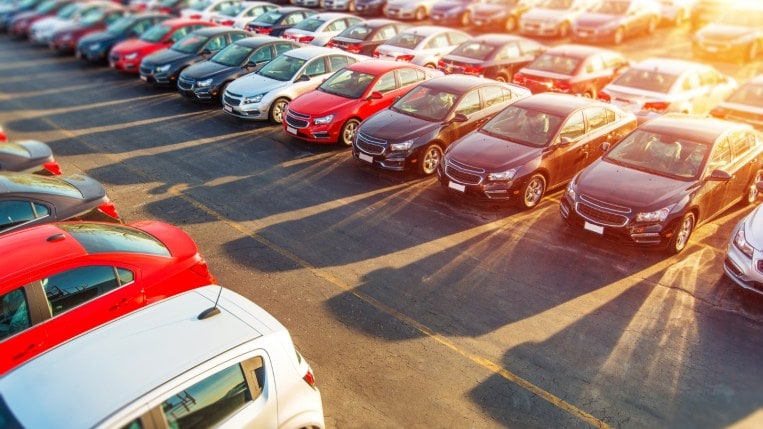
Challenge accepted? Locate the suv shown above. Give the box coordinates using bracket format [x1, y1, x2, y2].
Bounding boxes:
[0, 286, 325, 429]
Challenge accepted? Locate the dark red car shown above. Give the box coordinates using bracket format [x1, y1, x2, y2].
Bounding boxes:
[49, 4, 128, 53]
[0, 220, 216, 374]
[109, 17, 215, 73]
[512, 44, 628, 98]
[8, 0, 73, 38]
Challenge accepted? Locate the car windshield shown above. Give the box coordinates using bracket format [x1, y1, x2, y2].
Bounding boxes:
[292, 17, 324, 32]
[171, 34, 209, 53]
[727, 82, 763, 106]
[254, 10, 284, 24]
[539, 0, 573, 9]
[481, 105, 563, 147]
[0, 173, 83, 198]
[218, 3, 245, 16]
[257, 53, 306, 81]
[319, 68, 375, 99]
[449, 41, 495, 60]
[337, 23, 373, 40]
[107, 16, 136, 34]
[60, 223, 171, 257]
[593, 0, 630, 14]
[611, 68, 679, 94]
[212, 43, 253, 66]
[527, 53, 580, 75]
[57, 3, 79, 18]
[385, 32, 425, 49]
[78, 8, 105, 26]
[604, 130, 710, 179]
[140, 24, 172, 42]
[16, 0, 37, 8]
[35, 0, 57, 13]
[716, 9, 763, 26]
[189, 0, 211, 11]
[390, 85, 457, 122]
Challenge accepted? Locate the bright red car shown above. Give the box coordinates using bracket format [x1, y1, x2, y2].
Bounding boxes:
[108, 18, 215, 73]
[284, 60, 441, 146]
[0, 221, 216, 375]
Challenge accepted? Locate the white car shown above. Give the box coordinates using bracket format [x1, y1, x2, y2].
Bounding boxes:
[0, 286, 325, 429]
[29, 1, 108, 45]
[657, 0, 696, 25]
[180, 0, 240, 21]
[223, 46, 365, 123]
[384, 0, 435, 20]
[281, 12, 362, 46]
[209, 0, 277, 28]
[322, 0, 357, 11]
[519, 0, 601, 38]
[599, 57, 738, 123]
[725, 189, 763, 296]
[373, 25, 471, 69]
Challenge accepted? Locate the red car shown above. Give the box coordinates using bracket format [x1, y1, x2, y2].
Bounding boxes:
[0, 221, 216, 374]
[284, 60, 440, 146]
[8, 0, 74, 39]
[49, 4, 127, 53]
[512, 44, 629, 98]
[109, 18, 215, 73]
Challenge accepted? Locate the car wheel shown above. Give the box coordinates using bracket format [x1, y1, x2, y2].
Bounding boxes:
[495, 73, 509, 83]
[613, 27, 624, 45]
[414, 7, 426, 21]
[558, 21, 570, 38]
[519, 174, 546, 210]
[269, 98, 288, 124]
[668, 212, 694, 254]
[339, 118, 360, 147]
[418, 143, 443, 176]
[742, 170, 763, 205]
[460, 10, 470, 26]
[505, 15, 517, 32]
[424, 62, 436, 69]
[583, 89, 596, 98]
[748, 41, 759, 62]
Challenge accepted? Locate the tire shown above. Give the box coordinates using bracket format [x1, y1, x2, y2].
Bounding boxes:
[742, 169, 763, 205]
[414, 7, 426, 21]
[613, 27, 624, 45]
[582, 89, 595, 98]
[505, 15, 517, 32]
[417, 143, 443, 176]
[747, 41, 759, 62]
[519, 174, 546, 210]
[460, 10, 470, 27]
[668, 212, 694, 254]
[558, 21, 570, 38]
[339, 118, 360, 147]
[424, 63, 436, 69]
[269, 97, 288, 124]
[495, 73, 509, 83]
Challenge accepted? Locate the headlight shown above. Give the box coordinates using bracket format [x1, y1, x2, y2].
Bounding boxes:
[733, 228, 755, 258]
[124, 52, 138, 60]
[487, 168, 516, 181]
[243, 93, 265, 104]
[313, 114, 334, 125]
[635, 206, 673, 223]
[89, 42, 101, 51]
[565, 181, 577, 200]
[196, 78, 213, 88]
[390, 140, 413, 151]
[155, 64, 171, 73]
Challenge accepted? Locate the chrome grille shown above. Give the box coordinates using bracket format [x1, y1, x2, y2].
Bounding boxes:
[177, 76, 194, 90]
[223, 93, 240, 106]
[575, 202, 629, 227]
[356, 132, 386, 155]
[139, 65, 152, 75]
[579, 194, 631, 213]
[443, 159, 484, 185]
[285, 111, 309, 128]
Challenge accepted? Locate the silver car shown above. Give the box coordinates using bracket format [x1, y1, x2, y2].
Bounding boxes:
[373, 25, 471, 69]
[281, 12, 363, 46]
[725, 188, 763, 295]
[519, 0, 601, 38]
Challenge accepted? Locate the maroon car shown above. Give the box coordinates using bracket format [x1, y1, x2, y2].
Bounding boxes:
[49, 4, 128, 53]
[512, 44, 628, 98]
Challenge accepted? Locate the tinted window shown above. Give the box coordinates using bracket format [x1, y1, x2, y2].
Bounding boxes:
[612, 68, 678, 94]
[528, 53, 580, 75]
[328, 55, 352, 71]
[585, 107, 610, 131]
[708, 138, 732, 169]
[205, 35, 226, 52]
[729, 131, 756, 157]
[482, 86, 510, 108]
[387, 33, 425, 49]
[230, 32, 249, 42]
[304, 58, 326, 76]
[59, 223, 171, 256]
[372, 71, 397, 93]
[248, 46, 271, 64]
[0, 288, 30, 341]
[559, 111, 586, 140]
[425, 33, 450, 49]
[450, 41, 494, 60]
[284, 12, 307, 25]
[398, 68, 423, 86]
[455, 90, 481, 116]
[0, 201, 40, 231]
[495, 43, 520, 60]
[44, 266, 123, 316]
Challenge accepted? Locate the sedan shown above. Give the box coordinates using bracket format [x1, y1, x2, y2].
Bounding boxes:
[691, 3, 763, 63]
[519, 0, 601, 38]
[561, 114, 763, 253]
[8, 0, 73, 39]
[0, 140, 61, 175]
[48, 4, 127, 54]
[470, 0, 542, 32]
[282, 12, 362, 46]
[327, 18, 409, 56]
[724, 189, 763, 295]
[438, 33, 545, 82]
[571, 0, 662, 45]
[438, 93, 636, 208]
[245, 6, 315, 37]
[598, 58, 737, 123]
[76, 13, 170, 64]
[373, 25, 471, 69]
[139, 26, 251, 87]
[222, 47, 363, 123]
[710, 74, 763, 131]
[384, 0, 435, 20]
[284, 60, 439, 146]
[429, 0, 478, 26]
[352, 74, 531, 175]
[0, 220, 215, 374]
[178, 36, 300, 102]
[512, 43, 628, 98]
[208, 0, 276, 28]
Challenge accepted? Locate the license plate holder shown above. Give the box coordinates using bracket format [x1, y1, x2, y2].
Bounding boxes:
[584, 221, 604, 235]
[448, 181, 465, 192]
[359, 153, 373, 163]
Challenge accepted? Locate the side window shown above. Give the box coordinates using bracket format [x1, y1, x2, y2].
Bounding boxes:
[104, 13, 122, 25]
[328, 55, 350, 71]
[327, 19, 348, 32]
[496, 43, 520, 60]
[682, 72, 701, 91]
[585, 55, 604, 74]
[205, 35, 226, 52]
[455, 90, 481, 116]
[425, 34, 449, 49]
[398, 68, 423, 86]
[482, 86, 508, 108]
[448, 31, 470, 45]
[304, 57, 327, 76]
[168, 27, 189, 43]
[376, 25, 396, 40]
[230, 32, 249, 43]
[559, 111, 586, 140]
[131, 20, 150, 35]
[249, 46, 272, 64]
[585, 107, 609, 131]
[0, 288, 31, 341]
[372, 71, 397, 93]
[44, 266, 124, 316]
[285, 13, 305, 25]
[708, 138, 732, 170]
[728, 131, 755, 158]
[518, 40, 540, 55]
[275, 42, 295, 55]
[117, 267, 135, 285]
[160, 363, 252, 428]
[0, 201, 47, 231]
[241, 355, 266, 400]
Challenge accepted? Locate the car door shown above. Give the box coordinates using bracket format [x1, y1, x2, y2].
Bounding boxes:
[546, 109, 590, 187]
[723, 130, 761, 206]
[0, 282, 50, 374]
[697, 137, 733, 221]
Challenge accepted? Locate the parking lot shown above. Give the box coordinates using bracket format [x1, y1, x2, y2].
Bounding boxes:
[2, 16, 763, 428]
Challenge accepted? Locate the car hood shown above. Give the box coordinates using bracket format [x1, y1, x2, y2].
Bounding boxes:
[63, 174, 108, 202]
[361, 109, 437, 142]
[17, 140, 54, 162]
[142, 48, 192, 65]
[696, 23, 756, 41]
[743, 204, 763, 249]
[523, 8, 567, 21]
[112, 38, 159, 54]
[575, 159, 692, 209]
[289, 89, 359, 116]
[574, 13, 619, 27]
[182, 60, 233, 79]
[227, 73, 287, 96]
[448, 131, 541, 171]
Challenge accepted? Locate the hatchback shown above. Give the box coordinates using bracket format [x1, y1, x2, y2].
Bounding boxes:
[438, 93, 636, 208]
[710, 74, 763, 131]
[76, 13, 170, 64]
[561, 114, 763, 253]
[0, 286, 324, 428]
[598, 58, 737, 124]
[571, 0, 662, 45]
[284, 60, 439, 146]
[0, 140, 61, 176]
[352, 74, 531, 175]
[281, 12, 362, 46]
[438, 33, 545, 82]
[245, 6, 315, 37]
[512, 43, 628, 98]
[373, 25, 471, 69]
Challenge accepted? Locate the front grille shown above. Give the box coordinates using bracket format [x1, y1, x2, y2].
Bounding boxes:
[223, 94, 240, 106]
[575, 202, 629, 227]
[139, 65, 152, 75]
[285, 114, 309, 128]
[177, 76, 194, 90]
[109, 53, 120, 62]
[579, 194, 631, 213]
[444, 159, 484, 185]
[356, 132, 386, 155]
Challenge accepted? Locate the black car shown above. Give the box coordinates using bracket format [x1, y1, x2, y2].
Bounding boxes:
[0, 140, 61, 176]
[355, 0, 387, 16]
[430, 0, 479, 26]
[352, 75, 532, 176]
[139, 26, 251, 87]
[76, 13, 169, 63]
[245, 6, 315, 37]
[177, 36, 300, 102]
[327, 18, 408, 56]
[692, 3, 763, 62]
[710, 74, 763, 131]
[437, 93, 636, 209]
[438, 33, 545, 83]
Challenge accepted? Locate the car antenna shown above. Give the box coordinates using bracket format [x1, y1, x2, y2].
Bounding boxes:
[198, 285, 223, 320]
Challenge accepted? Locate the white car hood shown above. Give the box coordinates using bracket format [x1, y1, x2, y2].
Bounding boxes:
[227, 73, 288, 97]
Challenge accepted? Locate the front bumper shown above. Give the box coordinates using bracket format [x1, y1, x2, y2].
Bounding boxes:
[692, 39, 750, 60]
[352, 133, 415, 171]
[436, 163, 518, 201]
[76, 44, 109, 62]
[572, 27, 615, 43]
[222, 92, 269, 120]
[724, 239, 763, 295]
[283, 110, 339, 144]
[109, 52, 142, 73]
[139, 64, 176, 85]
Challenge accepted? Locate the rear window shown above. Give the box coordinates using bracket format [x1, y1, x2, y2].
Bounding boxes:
[0, 143, 31, 157]
[59, 223, 171, 257]
[386, 33, 425, 49]
[0, 174, 82, 199]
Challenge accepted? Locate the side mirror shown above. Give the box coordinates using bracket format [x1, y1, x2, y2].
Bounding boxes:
[709, 169, 732, 181]
[367, 91, 383, 100]
[451, 113, 468, 123]
[600, 141, 611, 152]
[558, 136, 573, 147]
[201, 48, 211, 56]
[296, 74, 310, 82]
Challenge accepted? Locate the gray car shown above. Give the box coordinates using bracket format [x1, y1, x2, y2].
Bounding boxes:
[0, 140, 61, 175]
[725, 183, 763, 295]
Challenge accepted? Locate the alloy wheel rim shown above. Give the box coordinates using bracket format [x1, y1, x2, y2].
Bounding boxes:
[423, 148, 441, 174]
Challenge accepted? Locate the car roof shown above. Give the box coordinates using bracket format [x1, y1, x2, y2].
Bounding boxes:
[543, 43, 618, 58]
[0, 223, 88, 281]
[0, 286, 286, 429]
[421, 74, 507, 93]
[399, 25, 462, 36]
[285, 45, 349, 59]
[188, 26, 248, 37]
[472, 33, 540, 46]
[235, 35, 286, 47]
[641, 113, 753, 143]
[346, 59, 423, 73]
[629, 57, 709, 75]
[161, 17, 213, 27]
[359, 18, 404, 27]
[513, 93, 612, 115]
